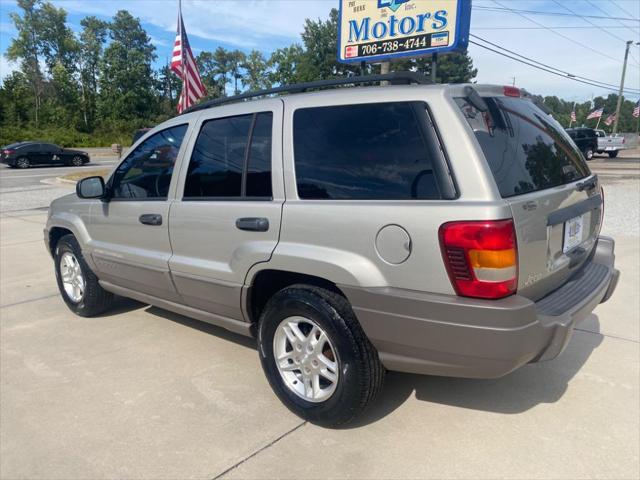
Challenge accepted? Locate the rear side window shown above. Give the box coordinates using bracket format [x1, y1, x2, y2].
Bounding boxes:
[293, 102, 443, 200]
[184, 112, 273, 199]
[456, 96, 590, 198]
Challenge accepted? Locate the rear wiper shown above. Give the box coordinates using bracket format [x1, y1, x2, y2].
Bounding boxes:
[576, 175, 598, 192]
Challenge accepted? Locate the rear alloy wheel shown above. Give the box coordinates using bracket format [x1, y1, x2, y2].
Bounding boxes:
[15, 157, 30, 169]
[258, 284, 385, 427]
[585, 148, 594, 160]
[273, 316, 339, 403]
[71, 155, 84, 166]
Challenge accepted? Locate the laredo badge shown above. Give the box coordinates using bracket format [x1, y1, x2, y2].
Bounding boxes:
[337, 0, 471, 63]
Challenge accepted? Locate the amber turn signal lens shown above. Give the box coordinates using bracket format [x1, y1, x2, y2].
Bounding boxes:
[468, 249, 516, 269]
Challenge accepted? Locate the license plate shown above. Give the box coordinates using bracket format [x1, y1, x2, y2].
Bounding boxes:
[563, 214, 585, 253]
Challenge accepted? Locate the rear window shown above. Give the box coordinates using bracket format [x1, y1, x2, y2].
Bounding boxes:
[293, 102, 442, 200]
[456, 96, 590, 198]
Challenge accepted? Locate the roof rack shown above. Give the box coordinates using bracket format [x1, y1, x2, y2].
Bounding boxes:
[183, 71, 431, 114]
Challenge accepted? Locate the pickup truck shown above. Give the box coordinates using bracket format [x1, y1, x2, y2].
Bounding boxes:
[595, 129, 625, 158]
[566, 127, 598, 160]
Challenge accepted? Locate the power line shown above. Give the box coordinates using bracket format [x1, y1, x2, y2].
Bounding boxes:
[491, 0, 635, 66]
[470, 34, 640, 93]
[584, 0, 640, 36]
[474, 5, 640, 22]
[469, 39, 640, 96]
[610, 0, 640, 22]
[551, 0, 637, 47]
[473, 25, 639, 30]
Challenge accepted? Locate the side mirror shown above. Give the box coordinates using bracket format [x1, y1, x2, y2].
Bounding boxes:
[76, 176, 106, 199]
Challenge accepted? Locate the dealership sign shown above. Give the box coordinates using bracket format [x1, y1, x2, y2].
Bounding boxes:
[337, 0, 471, 63]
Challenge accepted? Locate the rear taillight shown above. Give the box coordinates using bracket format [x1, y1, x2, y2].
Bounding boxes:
[503, 86, 521, 97]
[439, 219, 518, 300]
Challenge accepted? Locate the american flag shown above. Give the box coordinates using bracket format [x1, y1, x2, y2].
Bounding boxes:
[171, 1, 206, 113]
[633, 100, 640, 118]
[570, 110, 576, 122]
[604, 113, 616, 126]
[586, 107, 604, 120]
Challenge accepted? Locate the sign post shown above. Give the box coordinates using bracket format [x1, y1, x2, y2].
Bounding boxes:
[337, 0, 471, 75]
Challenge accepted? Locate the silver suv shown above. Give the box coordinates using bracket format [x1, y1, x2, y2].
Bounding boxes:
[46, 74, 619, 426]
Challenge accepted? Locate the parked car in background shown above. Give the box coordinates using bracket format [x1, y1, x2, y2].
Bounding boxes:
[0, 142, 90, 168]
[565, 127, 598, 160]
[46, 76, 619, 426]
[595, 129, 625, 158]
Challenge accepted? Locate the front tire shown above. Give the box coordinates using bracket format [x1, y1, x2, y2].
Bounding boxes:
[71, 155, 84, 166]
[54, 234, 114, 317]
[258, 284, 384, 427]
[608, 151, 618, 158]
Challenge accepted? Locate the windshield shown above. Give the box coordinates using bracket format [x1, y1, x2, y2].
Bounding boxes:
[456, 96, 590, 198]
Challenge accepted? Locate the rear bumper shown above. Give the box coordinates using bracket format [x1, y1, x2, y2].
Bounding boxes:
[342, 236, 619, 379]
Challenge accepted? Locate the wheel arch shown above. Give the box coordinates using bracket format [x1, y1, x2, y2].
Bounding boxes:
[243, 269, 349, 327]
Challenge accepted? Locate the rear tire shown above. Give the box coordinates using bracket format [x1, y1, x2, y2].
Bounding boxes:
[15, 157, 30, 169]
[258, 284, 384, 427]
[608, 151, 618, 158]
[54, 234, 114, 317]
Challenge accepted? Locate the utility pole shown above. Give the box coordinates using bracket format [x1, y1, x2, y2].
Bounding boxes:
[613, 40, 633, 134]
[380, 61, 390, 85]
[510, 76, 516, 86]
[431, 53, 438, 83]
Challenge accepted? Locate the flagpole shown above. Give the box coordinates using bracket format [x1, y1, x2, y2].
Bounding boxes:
[595, 115, 602, 130]
[179, 0, 187, 113]
[569, 102, 575, 127]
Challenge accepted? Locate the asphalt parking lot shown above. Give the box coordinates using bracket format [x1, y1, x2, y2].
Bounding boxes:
[0, 155, 638, 479]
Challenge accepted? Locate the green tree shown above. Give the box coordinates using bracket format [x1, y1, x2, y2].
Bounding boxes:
[98, 10, 157, 122]
[37, 1, 78, 73]
[241, 50, 270, 91]
[196, 51, 223, 98]
[297, 8, 358, 81]
[78, 16, 108, 129]
[269, 44, 305, 86]
[228, 49, 246, 95]
[6, 0, 45, 126]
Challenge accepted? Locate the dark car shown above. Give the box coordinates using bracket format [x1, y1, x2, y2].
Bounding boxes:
[565, 127, 598, 160]
[0, 142, 90, 168]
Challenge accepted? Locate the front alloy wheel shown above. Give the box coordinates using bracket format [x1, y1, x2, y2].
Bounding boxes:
[71, 155, 84, 166]
[59, 252, 85, 303]
[273, 316, 339, 403]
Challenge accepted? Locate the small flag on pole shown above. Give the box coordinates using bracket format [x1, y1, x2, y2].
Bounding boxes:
[586, 107, 604, 120]
[570, 110, 576, 123]
[604, 113, 616, 126]
[171, 0, 206, 113]
[633, 100, 640, 118]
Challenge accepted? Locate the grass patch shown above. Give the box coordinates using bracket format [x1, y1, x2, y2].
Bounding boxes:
[60, 169, 110, 183]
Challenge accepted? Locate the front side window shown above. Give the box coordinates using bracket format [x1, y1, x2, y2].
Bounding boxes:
[184, 112, 273, 199]
[293, 102, 442, 200]
[110, 124, 187, 200]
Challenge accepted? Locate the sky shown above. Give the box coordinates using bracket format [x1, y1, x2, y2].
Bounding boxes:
[0, 0, 639, 102]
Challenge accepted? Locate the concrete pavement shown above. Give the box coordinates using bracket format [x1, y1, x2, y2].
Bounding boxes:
[0, 178, 639, 479]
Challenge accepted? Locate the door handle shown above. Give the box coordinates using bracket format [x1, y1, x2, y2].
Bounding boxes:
[236, 217, 269, 232]
[139, 214, 162, 226]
